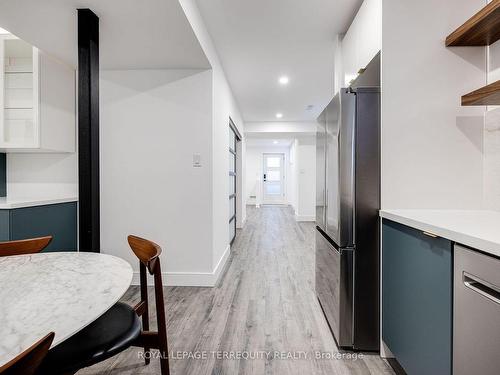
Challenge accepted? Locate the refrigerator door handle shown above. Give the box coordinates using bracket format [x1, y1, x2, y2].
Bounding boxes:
[325, 188, 328, 209]
[325, 188, 329, 233]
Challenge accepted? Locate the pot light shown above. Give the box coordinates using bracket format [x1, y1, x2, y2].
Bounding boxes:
[273, 140, 278, 144]
[276, 113, 283, 119]
[279, 76, 289, 85]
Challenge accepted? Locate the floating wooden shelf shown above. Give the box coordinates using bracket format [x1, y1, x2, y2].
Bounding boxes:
[462, 80, 500, 106]
[446, 0, 500, 46]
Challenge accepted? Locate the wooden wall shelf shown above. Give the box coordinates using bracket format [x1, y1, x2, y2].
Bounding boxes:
[462, 80, 500, 106]
[446, 0, 500, 46]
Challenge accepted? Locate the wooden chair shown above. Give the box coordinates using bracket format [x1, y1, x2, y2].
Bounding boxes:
[0, 332, 54, 375]
[38, 235, 169, 375]
[0, 236, 52, 257]
[128, 235, 170, 375]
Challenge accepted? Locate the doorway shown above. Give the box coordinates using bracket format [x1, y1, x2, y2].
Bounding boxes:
[262, 153, 285, 204]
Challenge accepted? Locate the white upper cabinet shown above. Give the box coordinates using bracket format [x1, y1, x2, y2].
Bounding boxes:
[341, 0, 381, 87]
[0, 35, 75, 152]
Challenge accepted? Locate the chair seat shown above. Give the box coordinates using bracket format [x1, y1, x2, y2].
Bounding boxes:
[39, 302, 141, 374]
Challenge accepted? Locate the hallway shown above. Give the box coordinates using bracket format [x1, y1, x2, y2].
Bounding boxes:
[80, 206, 393, 375]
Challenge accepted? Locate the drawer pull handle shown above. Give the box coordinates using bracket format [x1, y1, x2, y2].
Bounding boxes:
[463, 272, 500, 305]
[422, 231, 438, 238]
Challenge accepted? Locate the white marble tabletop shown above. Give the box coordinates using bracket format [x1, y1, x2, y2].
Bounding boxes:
[0, 252, 133, 367]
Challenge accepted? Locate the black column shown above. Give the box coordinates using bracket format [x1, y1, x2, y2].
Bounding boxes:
[78, 9, 100, 252]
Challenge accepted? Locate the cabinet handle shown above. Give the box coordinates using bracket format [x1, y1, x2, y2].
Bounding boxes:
[463, 272, 500, 306]
[422, 231, 438, 238]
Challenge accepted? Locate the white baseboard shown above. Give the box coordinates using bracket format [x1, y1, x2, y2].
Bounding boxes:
[131, 245, 231, 287]
[295, 214, 315, 222]
[212, 244, 231, 285]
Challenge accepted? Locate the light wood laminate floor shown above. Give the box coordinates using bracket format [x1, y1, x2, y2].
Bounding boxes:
[79, 205, 393, 375]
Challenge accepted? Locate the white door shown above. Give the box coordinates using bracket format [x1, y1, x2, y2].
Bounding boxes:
[262, 153, 285, 204]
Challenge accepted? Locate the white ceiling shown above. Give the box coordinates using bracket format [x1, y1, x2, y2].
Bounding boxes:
[195, 0, 362, 122]
[0, 0, 210, 70]
[245, 137, 294, 148]
[245, 132, 316, 148]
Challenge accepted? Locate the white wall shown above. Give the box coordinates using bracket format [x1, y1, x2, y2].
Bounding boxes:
[245, 145, 291, 206]
[179, 0, 246, 270]
[289, 140, 298, 212]
[100, 0, 246, 286]
[244, 120, 317, 217]
[341, 0, 381, 86]
[212, 67, 244, 266]
[295, 137, 316, 221]
[7, 153, 77, 198]
[333, 35, 343, 94]
[484, 1, 500, 210]
[484, 107, 500, 210]
[381, 0, 485, 209]
[100, 69, 219, 286]
[5, 44, 77, 200]
[244, 137, 315, 222]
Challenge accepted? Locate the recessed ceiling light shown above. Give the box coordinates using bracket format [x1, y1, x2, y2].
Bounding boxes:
[276, 113, 283, 119]
[273, 140, 278, 144]
[278, 76, 289, 85]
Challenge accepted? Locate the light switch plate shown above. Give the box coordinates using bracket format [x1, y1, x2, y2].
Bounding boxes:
[193, 153, 202, 168]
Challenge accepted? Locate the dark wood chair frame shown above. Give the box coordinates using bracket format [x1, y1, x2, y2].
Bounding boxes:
[0, 235, 169, 374]
[0, 236, 53, 257]
[0, 332, 54, 375]
[128, 235, 170, 375]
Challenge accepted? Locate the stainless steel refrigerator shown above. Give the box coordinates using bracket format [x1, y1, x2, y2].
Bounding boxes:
[315, 86, 380, 351]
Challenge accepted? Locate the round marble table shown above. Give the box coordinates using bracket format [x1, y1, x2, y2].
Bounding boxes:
[0, 252, 133, 367]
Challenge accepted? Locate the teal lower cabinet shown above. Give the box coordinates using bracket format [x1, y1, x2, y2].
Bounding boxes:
[382, 219, 452, 375]
[0, 202, 77, 252]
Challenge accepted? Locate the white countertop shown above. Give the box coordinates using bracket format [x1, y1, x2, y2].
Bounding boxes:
[380, 209, 500, 258]
[0, 252, 132, 367]
[0, 196, 77, 209]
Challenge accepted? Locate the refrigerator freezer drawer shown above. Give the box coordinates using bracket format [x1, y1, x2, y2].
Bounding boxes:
[315, 228, 353, 347]
[454, 245, 500, 375]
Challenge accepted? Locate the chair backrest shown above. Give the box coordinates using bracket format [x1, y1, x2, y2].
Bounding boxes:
[128, 235, 170, 374]
[0, 332, 54, 375]
[0, 236, 53, 257]
[127, 235, 162, 274]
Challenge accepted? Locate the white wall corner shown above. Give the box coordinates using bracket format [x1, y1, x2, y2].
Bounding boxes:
[132, 245, 231, 287]
[236, 217, 246, 229]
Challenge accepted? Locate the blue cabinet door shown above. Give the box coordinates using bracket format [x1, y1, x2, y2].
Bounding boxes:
[0, 210, 9, 241]
[10, 202, 77, 252]
[382, 219, 452, 375]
